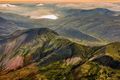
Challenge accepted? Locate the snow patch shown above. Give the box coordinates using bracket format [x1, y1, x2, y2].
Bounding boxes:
[0, 4, 17, 8]
[36, 4, 44, 6]
[30, 14, 58, 20]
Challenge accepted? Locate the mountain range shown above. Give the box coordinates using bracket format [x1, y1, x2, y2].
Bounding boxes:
[0, 5, 120, 43]
[0, 28, 120, 80]
[0, 3, 120, 80]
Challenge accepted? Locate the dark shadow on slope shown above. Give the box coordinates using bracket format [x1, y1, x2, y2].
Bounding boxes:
[92, 55, 120, 69]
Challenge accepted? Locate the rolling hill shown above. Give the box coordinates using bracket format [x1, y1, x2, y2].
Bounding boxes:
[0, 16, 24, 37]
[0, 5, 120, 42]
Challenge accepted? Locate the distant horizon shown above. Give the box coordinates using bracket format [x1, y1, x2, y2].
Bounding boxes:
[0, 0, 120, 3]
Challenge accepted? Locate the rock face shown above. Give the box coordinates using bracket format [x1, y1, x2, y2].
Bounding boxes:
[0, 28, 120, 80]
[4, 55, 24, 71]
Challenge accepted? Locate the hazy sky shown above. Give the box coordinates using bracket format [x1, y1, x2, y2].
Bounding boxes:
[0, 2, 119, 20]
[0, 0, 120, 3]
